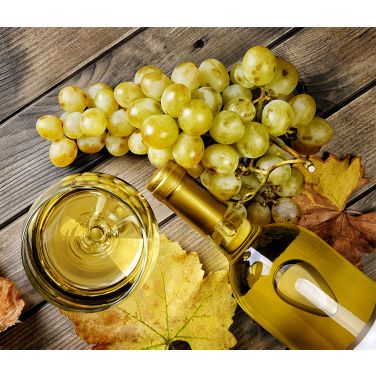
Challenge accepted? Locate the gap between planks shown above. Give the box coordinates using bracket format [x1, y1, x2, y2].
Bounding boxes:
[0, 27, 144, 127]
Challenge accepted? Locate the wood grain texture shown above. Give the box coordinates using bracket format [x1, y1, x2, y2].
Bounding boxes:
[349, 189, 376, 213]
[0, 27, 292, 228]
[0, 27, 138, 122]
[272, 27, 376, 115]
[322, 86, 376, 196]
[0, 304, 90, 350]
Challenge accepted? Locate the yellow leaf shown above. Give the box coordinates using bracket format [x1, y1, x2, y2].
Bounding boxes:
[298, 154, 367, 210]
[64, 235, 237, 350]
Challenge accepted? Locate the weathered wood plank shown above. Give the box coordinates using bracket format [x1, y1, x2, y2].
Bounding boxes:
[348, 188, 376, 213]
[322, 86, 376, 196]
[273, 27, 376, 115]
[0, 27, 292, 227]
[0, 27, 138, 122]
[0, 304, 90, 350]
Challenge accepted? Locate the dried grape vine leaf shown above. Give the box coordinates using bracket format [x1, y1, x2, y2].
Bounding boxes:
[0, 277, 25, 332]
[294, 154, 375, 266]
[298, 154, 369, 210]
[64, 235, 237, 349]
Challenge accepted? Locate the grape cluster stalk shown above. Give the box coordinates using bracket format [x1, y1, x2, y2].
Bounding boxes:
[35, 45, 333, 226]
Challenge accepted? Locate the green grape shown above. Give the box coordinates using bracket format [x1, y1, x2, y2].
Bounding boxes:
[77, 132, 106, 154]
[147, 146, 173, 168]
[134, 65, 162, 85]
[171, 62, 201, 92]
[63, 112, 83, 139]
[36, 115, 64, 141]
[128, 131, 148, 155]
[60, 112, 70, 123]
[271, 197, 301, 224]
[114, 82, 144, 108]
[200, 169, 213, 190]
[242, 46, 277, 85]
[232, 173, 260, 200]
[105, 133, 129, 156]
[297, 116, 333, 147]
[141, 114, 179, 149]
[80, 108, 107, 136]
[199, 59, 230, 92]
[236, 121, 269, 158]
[277, 167, 304, 197]
[247, 202, 272, 225]
[49, 137, 78, 167]
[222, 84, 252, 105]
[95, 88, 119, 115]
[209, 173, 241, 201]
[256, 155, 291, 185]
[107, 109, 135, 137]
[224, 98, 256, 123]
[58, 86, 87, 113]
[161, 83, 191, 118]
[210, 110, 244, 144]
[262, 100, 294, 136]
[265, 143, 293, 160]
[178, 99, 213, 136]
[126, 98, 162, 129]
[140, 72, 172, 102]
[192, 87, 222, 114]
[86, 82, 112, 108]
[227, 201, 248, 219]
[172, 133, 204, 169]
[241, 173, 260, 191]
[289, 94, 317, 127]
[202, 144, 239, 174]
[265, 57, 299, 98]
[186, 162, 205, 178]
[230, 62, 256, 89]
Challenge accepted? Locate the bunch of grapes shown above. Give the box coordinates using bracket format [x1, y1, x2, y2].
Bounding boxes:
[35, 45, 333, 225]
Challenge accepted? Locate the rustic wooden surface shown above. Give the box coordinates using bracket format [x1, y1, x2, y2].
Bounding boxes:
[0, 27, 375, 350]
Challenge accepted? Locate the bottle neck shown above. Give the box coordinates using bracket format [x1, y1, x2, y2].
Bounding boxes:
[147, 161, 261, 258]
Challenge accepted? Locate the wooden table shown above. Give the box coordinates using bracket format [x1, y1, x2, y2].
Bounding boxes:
[0, 27, 375, 350]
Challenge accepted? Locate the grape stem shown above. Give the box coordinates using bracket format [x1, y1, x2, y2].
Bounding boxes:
[253, 86, 271, 122]
[235, 158, 314, 208]
[270, 136, 302, 160]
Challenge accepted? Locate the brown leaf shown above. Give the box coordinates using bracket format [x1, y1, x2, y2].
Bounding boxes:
[294, 154, 375, 266]
[0, 277, 25, 332]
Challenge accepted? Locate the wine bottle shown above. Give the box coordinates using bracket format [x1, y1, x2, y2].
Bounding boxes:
[147, 161, 376, 349]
